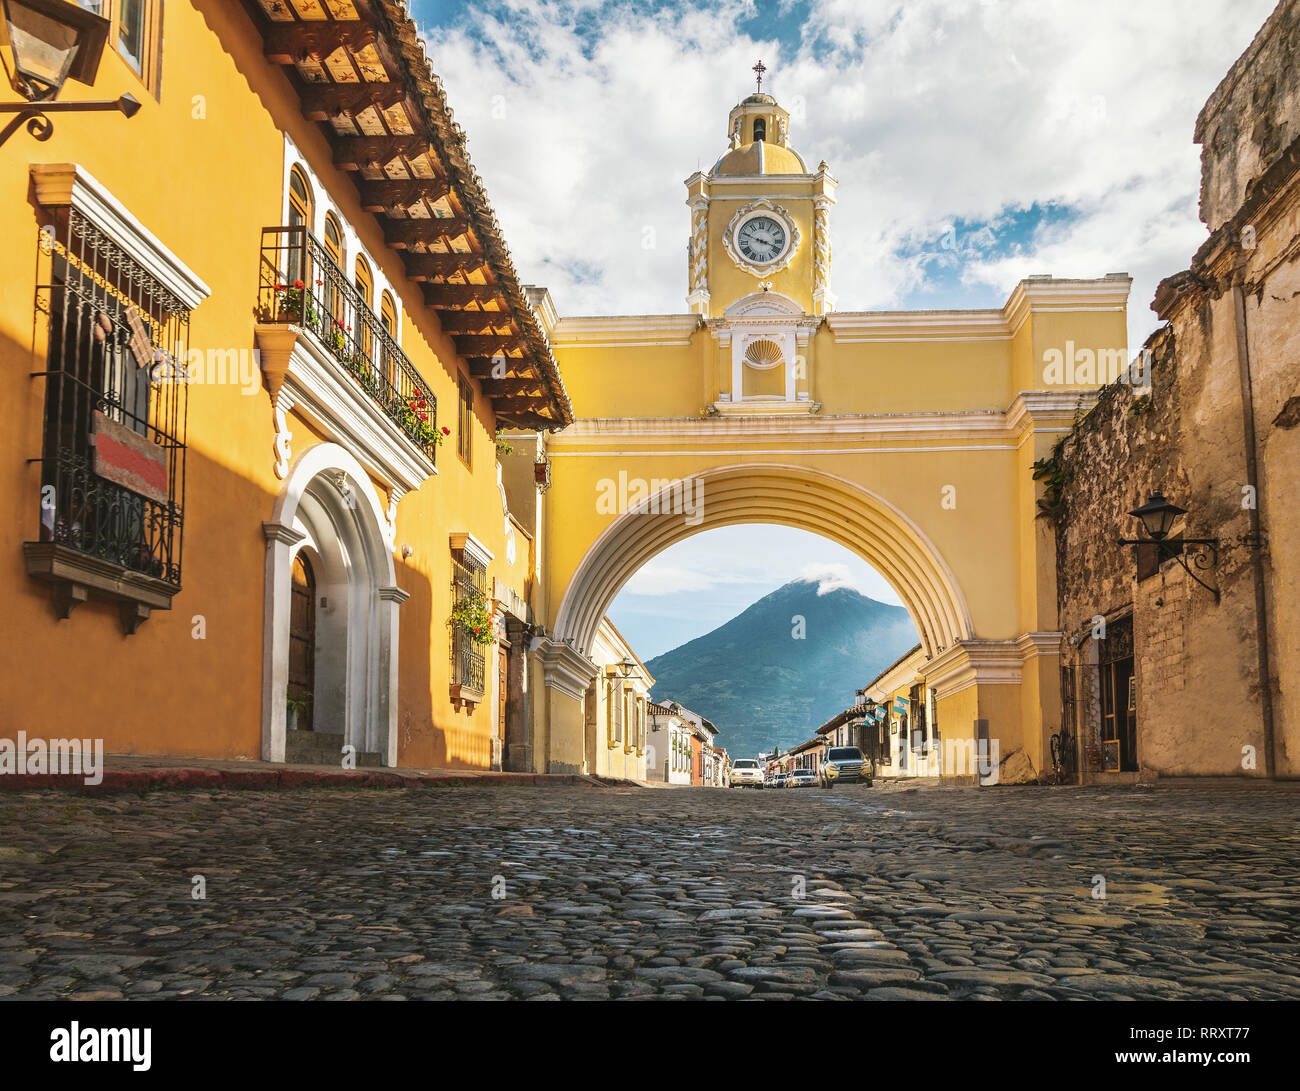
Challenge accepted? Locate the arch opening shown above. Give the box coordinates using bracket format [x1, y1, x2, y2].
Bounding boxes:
[553, 464, 973, 665]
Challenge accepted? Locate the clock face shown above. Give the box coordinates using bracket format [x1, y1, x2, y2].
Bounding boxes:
[736, 215, 787, 264]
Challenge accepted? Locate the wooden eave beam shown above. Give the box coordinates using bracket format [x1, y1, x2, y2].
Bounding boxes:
[333, 135, 438, 172]
[466, 356, 532, 378]
[481, 378, 544, 396]
[489, 395, 553, 411]
[263, 23, 379, 65]
[438, 312, 515, 334]
[422, 284, 502, 308]
[403, 252, 490, 279]
[382, 217, 470, 248]
[454, 334, 521, 356]
[299, 82, 408, 121]
[359, 178, 452, 213]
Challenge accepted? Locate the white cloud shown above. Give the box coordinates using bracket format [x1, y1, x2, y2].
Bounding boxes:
[421, 0, 1273, 348]
[797, 562, 859, 594]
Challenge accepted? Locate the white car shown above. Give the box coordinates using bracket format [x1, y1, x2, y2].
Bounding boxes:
[730, 758, 764, 788]
[788, 768, 818, 788]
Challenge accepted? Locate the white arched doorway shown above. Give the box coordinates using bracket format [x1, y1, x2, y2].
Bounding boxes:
[261, 443, 408, 766]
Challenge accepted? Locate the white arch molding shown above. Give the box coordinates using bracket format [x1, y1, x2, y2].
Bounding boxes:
[552, 463, 973, 661]
[261, 442, 409, 766]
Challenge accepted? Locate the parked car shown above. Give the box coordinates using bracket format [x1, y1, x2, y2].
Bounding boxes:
[730, 758, 765, 788]
[819, 746, 872, 789]
[770, 772, 789, 789]
[788, 768, 818, 788]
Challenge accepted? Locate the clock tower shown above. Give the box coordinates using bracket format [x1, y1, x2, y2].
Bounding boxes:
[684, 66, 836, 412]
[685, 68, 836, 319]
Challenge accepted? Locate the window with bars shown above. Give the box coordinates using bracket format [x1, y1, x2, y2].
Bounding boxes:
[450, 553, 486, 695]
[27, 204, 190, 617]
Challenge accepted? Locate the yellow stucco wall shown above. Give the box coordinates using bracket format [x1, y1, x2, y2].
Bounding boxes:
[0, 1, 528, 769]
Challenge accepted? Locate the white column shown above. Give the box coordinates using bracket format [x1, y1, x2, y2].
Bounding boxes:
[262, 521, 306, 763]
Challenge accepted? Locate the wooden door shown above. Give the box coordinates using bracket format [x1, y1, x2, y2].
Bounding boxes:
[289, 552, 316, 731]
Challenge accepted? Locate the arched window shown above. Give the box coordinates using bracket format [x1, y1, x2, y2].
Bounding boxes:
[380, 290, 398, 388]
[753, 117, 766, 142]
[354, 254, 373, 308]
[322, 212, 346, 335]
[354, 255, 374, 363]
[287, 166, 313, 287]
[323, 212, 343, 263]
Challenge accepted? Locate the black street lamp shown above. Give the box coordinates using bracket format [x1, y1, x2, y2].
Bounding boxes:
[1118, 491, 1220, 603]
[0, 0, 137, 147]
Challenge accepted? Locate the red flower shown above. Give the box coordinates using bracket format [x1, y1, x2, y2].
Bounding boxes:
[273, 283, 285, 292]
[440, 426, 451, 436]
[293, 279, 304, 290]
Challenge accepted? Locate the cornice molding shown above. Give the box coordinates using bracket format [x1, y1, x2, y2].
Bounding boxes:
[31, 163, 212, 311]
[924, 639, 1026, 700]
[537, 639, 599, 701]
[449, 531, 495, 568]
[550, 314, 702, 347]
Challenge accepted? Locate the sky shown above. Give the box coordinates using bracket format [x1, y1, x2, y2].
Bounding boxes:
[413, 0, 1272, 349]
[411, 0, 1273, 654]
[602, 524, 904, 660]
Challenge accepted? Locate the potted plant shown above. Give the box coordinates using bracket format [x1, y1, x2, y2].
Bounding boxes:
[401, 394, 448, 452]
[449, 584, 494, 646]
[286, 693, 311, 731]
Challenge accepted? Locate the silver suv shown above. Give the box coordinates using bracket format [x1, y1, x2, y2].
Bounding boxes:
[820, 747, 872, 789]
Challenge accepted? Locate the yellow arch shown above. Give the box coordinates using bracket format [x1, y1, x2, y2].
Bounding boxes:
[551, 462, 974, 660]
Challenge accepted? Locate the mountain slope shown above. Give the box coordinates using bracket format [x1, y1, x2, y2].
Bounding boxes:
[643, 578, 918, 759]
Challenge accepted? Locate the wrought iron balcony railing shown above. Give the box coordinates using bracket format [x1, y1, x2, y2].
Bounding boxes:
[258, 226, 438, 461]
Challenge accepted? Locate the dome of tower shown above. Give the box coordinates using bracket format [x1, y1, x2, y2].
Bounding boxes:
[712, 140, 808, 176]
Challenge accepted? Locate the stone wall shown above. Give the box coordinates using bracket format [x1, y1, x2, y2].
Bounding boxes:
[1054, 0, 1300, 779]
[1196, 0, 1300, 231]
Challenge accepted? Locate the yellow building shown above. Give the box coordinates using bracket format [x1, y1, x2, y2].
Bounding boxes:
[583, 618, 652, 781]
[0, 1, 569, 770]
[528, 79, 1131, 782]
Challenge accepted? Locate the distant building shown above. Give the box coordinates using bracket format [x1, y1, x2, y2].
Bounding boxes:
[647, 700, 723, 785]
[647, 701, 693, 784]
[583, 619, 653, 781]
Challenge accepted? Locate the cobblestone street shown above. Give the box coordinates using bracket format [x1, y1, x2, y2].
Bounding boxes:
[1, 783, 1297, 1001]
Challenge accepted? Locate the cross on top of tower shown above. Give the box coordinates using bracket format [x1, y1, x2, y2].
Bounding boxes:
[752, 60, 766, 93]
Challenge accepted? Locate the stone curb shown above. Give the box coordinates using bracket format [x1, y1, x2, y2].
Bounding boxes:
[0, 768, 642, 794]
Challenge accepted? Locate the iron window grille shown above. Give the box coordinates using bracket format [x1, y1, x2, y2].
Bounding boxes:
[259, 225, 438, 461]
[450, 555, 486, 695]
[31, 205, 189, 588]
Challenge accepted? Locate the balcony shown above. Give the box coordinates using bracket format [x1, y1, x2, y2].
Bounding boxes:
[257, 226, 438, 483]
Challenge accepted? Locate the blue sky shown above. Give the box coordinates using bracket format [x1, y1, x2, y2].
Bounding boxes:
[411, 0, 1272, 654]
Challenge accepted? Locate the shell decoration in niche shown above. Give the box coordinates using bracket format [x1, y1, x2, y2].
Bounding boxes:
[744, 338, 784, 370]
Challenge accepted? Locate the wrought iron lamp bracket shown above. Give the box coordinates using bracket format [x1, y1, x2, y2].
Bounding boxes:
[1118, 535, 1221, 604]
[0, 95, 138, 148]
